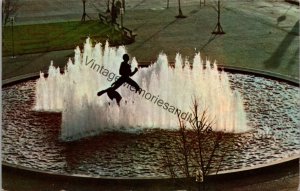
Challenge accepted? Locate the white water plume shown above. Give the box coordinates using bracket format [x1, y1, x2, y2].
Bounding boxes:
[35, 38, 249, 141]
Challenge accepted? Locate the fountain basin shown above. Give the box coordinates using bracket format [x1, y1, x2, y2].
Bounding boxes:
[2, 66, 300, 178]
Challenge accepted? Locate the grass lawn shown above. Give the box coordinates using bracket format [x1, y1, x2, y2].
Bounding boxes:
[2, 20, 125, 56]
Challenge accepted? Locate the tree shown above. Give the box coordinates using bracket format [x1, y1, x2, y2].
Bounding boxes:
[81, 0, 92, 22]
[2, 0, 19, 26]
[110, 0, 117, 24]
[162, 99, 236, 190]
[105, 0, 110, 13]
[176, 0, 186, 18]
[200, 0, 206, 7]
[212, 0, 225, 34]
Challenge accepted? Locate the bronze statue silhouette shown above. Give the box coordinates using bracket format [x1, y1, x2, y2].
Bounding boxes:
[97, 87, 122, 106]
[97, 54, 141, 105]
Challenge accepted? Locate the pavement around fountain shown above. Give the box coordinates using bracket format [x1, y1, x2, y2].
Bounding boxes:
[1, 0, 300, 191]
[2, 0, 299, 80]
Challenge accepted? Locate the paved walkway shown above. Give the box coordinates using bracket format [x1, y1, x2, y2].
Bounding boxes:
[124, 1, 299, 80]
[2, 0, 299, 80]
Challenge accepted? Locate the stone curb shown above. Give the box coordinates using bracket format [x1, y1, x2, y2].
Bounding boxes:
[2, 157, 299, 181]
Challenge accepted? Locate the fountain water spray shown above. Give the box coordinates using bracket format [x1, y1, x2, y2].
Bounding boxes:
[35, 38, 249, 141]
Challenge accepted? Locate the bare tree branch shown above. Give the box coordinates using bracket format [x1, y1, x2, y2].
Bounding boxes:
[162, 97, 235, 190]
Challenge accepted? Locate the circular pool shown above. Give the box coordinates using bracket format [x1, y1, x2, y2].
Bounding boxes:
[2, 71, 300, 177]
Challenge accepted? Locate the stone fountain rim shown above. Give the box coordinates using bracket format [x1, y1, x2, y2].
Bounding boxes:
[2, 156, 299, 180]
[2, 65, 300, 180]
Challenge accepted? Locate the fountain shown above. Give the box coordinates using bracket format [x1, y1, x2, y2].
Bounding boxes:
[2, 38, 299, 178]
[34, 38, 249, 141]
